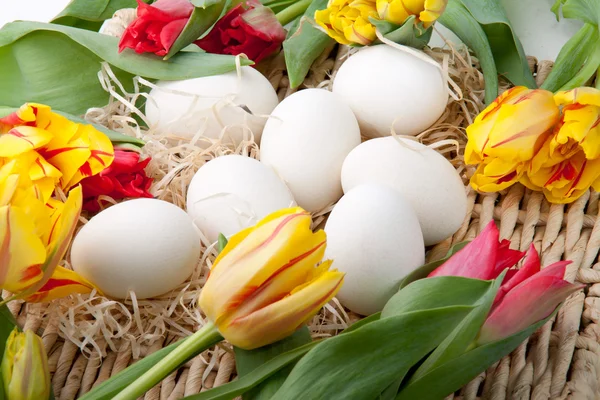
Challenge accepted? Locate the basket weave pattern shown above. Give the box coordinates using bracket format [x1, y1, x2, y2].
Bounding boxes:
[9, 47, 600, 400]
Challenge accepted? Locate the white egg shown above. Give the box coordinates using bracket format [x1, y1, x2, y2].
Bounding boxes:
[324, 184, 425, 316]
[186, 155, 295, 243]
[332, 44, 448, 138]
[260, 89, 361, 212]
[341, 137, 467, 246]
[71, 199, 201, 299]
[145, 67, 279, 143]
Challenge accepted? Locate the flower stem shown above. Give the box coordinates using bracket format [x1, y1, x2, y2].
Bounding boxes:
[112, 322, 222, 400]
[558, 43, 600, 91]
[275, 0, 313, 26]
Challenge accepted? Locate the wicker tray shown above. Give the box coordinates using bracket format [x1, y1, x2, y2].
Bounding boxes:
[11, 44, 600, 400]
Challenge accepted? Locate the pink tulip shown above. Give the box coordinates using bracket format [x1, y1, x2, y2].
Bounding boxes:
[428, 221, 582, 344]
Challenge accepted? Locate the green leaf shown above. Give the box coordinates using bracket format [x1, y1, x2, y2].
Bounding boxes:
[0, 106, 145, 148]
[79, 338, 189, 400]
[396, 311, 555, 400]
[398, 241, 469, 290]
[560, 0, 600, 25]
[235, 327, 312, 400]
[51, 0, 138, 31]
[0, 21, 251, 115]
[371, 16, 433, 49]
[180, 341, 319, 400]
[540, 23, 598, 92]
[283, 0, 335, 89]
[165, 0, 229, 60]
[410, 272, 504, 381]
[217, 234, 229, 254]
[344, 312, 381, 333]
[456, 0, 536, 88]
[271, 306, 473, 400]
[438, 1, 498, 104]
[551, 0, 567, 19]
[382, 276, 492, 318]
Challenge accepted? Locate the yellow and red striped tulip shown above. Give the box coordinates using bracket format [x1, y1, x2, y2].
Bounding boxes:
[1, 329, 51, 400]
[315, 0, 378, 46]
[0, 103, 114, 203]
[465, 86, 560, 192]
[0, 163, 96, 302]
[376, 0, 447, 27]
[520, 87, 600, 204]
[199, 207, 344, 350]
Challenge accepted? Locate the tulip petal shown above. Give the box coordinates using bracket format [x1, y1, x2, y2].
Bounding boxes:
[65, 126, 115, 188]
[0, 127, 54, 157]
[24, 266, 97, 303]
[428, 221, 499, 280]
[494, 244, 539, 306]
[477, 274, 581, 345]
[0, 206, 45, 293]
[219, 266, 344, 350]
[493, 239, 525, 276]
[14, 186, 82, 300]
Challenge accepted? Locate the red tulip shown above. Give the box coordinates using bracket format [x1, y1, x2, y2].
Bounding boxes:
[195, 0, 286, 63]
[80, 150, 153, 212]
[429, 221, 582, 344]
[119, 0, 194, 56]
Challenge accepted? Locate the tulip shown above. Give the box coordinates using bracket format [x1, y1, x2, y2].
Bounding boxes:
[81, 149, 153, 213]
[119, 0, 194, 56]
[195, 0, 286, 64]
[315, 0, 379, 46]
[376, 0, 447, 27]
[0, 103, 115, 204]
[113, 207, 344, 400]
[465, 87, 560, 192]
[429, 221, 582, 344]
[1, 329, 51, 400]
[521, 87, 600, 204]
[0, 162, 96, 302]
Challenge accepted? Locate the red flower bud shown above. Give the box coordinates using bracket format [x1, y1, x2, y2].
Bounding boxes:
[195, 0, 286, 63]
[119, 0, 194, 56]
[80, 150, 153, 212]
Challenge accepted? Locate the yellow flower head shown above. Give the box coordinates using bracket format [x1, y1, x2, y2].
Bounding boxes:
[199, 207, 344, 350]
[521, 87, 600, 204]
[315, 0, 378, 45]
[465, 86, 560, 193]
[1, 329, 51, 400]
[376, 0, 447, 27]
[0, 163, 96, 302]
[0, 103, 115, 204]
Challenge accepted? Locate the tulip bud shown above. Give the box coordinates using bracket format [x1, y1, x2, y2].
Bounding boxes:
[376, 0, 447, 27]
[199, 207, 344, 350]
[315, 0, 378, 46]
[465, 86, 560, 192]
[1, 329, 51, 400]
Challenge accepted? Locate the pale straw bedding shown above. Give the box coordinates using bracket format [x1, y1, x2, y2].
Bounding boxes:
[7, 39, 600, 400]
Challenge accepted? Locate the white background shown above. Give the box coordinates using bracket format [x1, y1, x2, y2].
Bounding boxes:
[0, 0, 586, 62]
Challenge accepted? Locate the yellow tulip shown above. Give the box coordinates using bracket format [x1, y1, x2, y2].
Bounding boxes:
[520, 87, 600, 204]
[376, 0, 447, 27]
[1, 329, 51, 400]
[0, 103, 114, 204]
[315, 0, 378, 46]
[0, 162, 96, 302]
[199, 207, 344, 350]
[466, 86, 560, 192]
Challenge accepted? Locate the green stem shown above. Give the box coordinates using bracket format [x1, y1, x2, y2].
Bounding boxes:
[596, 65, 600, 89]
[558, 43, 600, 91]
[275, 0, 312, 26]
[113, 322, 222, 400]
[540, 23, 597, 92]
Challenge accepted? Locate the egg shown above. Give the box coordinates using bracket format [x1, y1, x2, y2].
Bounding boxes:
[341, 137, 467, 246]
[145, 66, 278, 143]
[260, 89, 361, 212]
[332, 44, 448, 138]
[186, 155, 295, 243]
[71, 199, 201, 299]
[324, 184, 425, 316]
